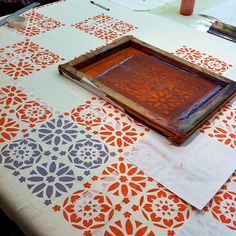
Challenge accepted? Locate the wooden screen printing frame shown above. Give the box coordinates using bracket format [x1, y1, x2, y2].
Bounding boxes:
[58, 36, 236, 144]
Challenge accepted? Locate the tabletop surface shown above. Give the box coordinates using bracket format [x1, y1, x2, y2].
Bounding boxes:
[0, 1, 235, 235]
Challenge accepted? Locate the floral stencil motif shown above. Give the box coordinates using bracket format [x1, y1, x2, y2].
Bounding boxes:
[62, 189, 114, 230]
[26, 161, 75, 205]
[16, 101, 53, 124]
[31, 50, 60, 68]
[0, 39, 64, 80]
[73, 13, 136, 42]
[0, 115, 20, 143]
[68, 134, 115, 176]
[3, 60, 35, 79]
[18, 26, 41, 37]
[68, 101, 107, 130]
[207, 124, 235, 148]
[101, 158, 147, 197]
[200, 56, 232, 75]
[206, 189, 236, 230]
[0, 137, 43, 170]
[11, 40, 39, 55]
[140, 184, 191, 229]
[17, 10, 64, 37]
[37, 18, 62, 30]
[201, 103, 236, 149]
[95, 121, 141, 153]
[216, 104, 236, 124]
[37, 115, 78, 146]
[173, 46, 232, 75]
[105, 218, 155, 236]
[172, 46, 203, 63]
[0, 86, 28, 106]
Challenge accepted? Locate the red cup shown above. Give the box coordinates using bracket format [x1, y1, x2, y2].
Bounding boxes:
[180, 0, 195, 16]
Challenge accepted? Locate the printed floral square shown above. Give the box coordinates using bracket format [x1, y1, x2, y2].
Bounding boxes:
[0, 136, 43, 170]
[202, 122, 236, 149]
[0, 40, 64, 80]
[26, 161, 76, 205]
[65, 98, 108, 131]
[173, 46, 232, 75]
[201, 103, 236, 149]
[36, 114, 79, 146]
[0, 85, 28, 108]
[73, 13, 137, 42]
[53, 188, 115, 231]
[205, 171, 236, 231]
[94, 120, 144, 153]
[67, 133, 116, 176]
[100, 157, 147, 197]
[139, 183, 192, 230]
[173, 46, 203, 63]
[199, 55, 232, 75]
[15, 101, 53, 125]
[17, 10, 65, 37]
[0, 112, 20, 143]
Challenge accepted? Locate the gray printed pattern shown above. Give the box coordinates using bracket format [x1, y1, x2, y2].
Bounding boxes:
[68, 134, 116, 176]
[37, 115, 79, 146]
[0, 113, 117, 205]
[26, 161, 75, 205]
[0, 137, 43, 170]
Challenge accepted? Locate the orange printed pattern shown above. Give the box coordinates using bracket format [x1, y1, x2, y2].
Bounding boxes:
[140, 184, 191, 229]
[3, 60, 35, 78]
[31, 51, 60, 68]
[101, 157, 147, 197]
[15, 101, 53, 124]
[105, 218, 155, 236]
[0, 86, 28, 107]
[17, 10, 65, 37]
[201, 103, 236, 149]
[11, 40, 39, 54]
[61, 189, 114, 231]
[73, 14, 137, 42]
[0, 40, 64, 80]
[94, 121, 144, 153]
[0, 113, 20, 143]
[205, 171, 236, 230]
[173, 46, 232, 75]
[65, 99, 107, 130]
[173, 47, 203, 63]
[200, 55, 232, 74]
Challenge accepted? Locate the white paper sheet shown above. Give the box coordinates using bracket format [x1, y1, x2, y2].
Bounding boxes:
[224, 66, 236, 82]
[108, 0, 175, 11]
[128, 131, 236, 210]
[202, 0, 236, 26]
